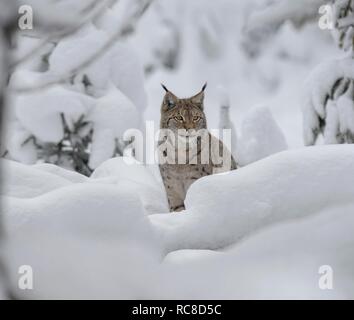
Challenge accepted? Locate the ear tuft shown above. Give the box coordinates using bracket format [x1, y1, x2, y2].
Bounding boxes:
[202, 82, 207, 92]
[161, 83, 169, 92]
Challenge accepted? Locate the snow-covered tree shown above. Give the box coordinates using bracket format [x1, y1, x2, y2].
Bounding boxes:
[0, 0, 18, 300]
[242, 0, 326, 58]
[302, 0, 354, 145]
[1, 0, 152, 175]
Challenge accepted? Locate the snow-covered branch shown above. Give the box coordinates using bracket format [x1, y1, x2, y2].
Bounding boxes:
[302, 0, 354, 146]
[11, 0, 116, 70]
[245, 0, 326, 32]
[11, 0, 154, 93]
[242, 0, 326, 57]
[338, 14, 354, 28]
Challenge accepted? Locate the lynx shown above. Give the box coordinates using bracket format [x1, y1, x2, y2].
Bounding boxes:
[158, 83, 237, 212]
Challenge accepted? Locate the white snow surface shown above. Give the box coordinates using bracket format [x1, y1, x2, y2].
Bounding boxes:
[150, 145, 354, 252]
[236, 106, 288, 166]
[0, 159, 73, 198]
[2, 0, 354, 300]
[2, 145, 354, 299]
[4, 183, 160, 299]
[14, 85, 95, 144]
[160, 203, 354, 299]
[90, 157, 169, 214]
[87, 86, 140, 169]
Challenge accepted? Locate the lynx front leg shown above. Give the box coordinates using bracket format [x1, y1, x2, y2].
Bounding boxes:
[165, 184, 185, 212]
[160, 166, 185, 212]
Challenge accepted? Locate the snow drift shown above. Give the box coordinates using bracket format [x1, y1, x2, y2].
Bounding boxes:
[150, 145, 354, 252]
[2, 145, 354, 299]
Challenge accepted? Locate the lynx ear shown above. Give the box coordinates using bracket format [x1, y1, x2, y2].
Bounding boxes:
[161, 84, 178, 110]
[190, 82, 207, 107]
[161, 83, 169, 92]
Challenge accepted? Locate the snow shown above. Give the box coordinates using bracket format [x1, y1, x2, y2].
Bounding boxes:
[14, 85, 95, 143]
[0, 289, 6, 300]
[49, 24, 112, 95]
[3, 125, 37, 164]
[150, 145, 354, 252]
[87, 86, 140, 168]
[160, 203, 354, 299]
[6, 13, 148, 170]
[90, 157, 169, 214]
[331, 0, 354, 50]
[0, 159, 72, 198]
[32, 162, 88, 183]
[109, 42, 147, 112]
[236, 106, 288, 166]
[217, 85, 237, 156]
[304, 58, 354, 120]
[245, 0, 325, 32]
[1, 156, 168, 215]
[9, 70, 55, 92]
[2, 0, 354, 300]
[337, 82, 354, 135]
[4, 183, 160, 299]
[302, 58, 354, 145]
[2, 146, 354, 299]
[139, 0, 338, 149]
[17, 0, 93, 31]
[11, 37, 55, 72]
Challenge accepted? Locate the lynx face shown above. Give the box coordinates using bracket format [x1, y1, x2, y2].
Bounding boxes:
[160, 84, 207, 137]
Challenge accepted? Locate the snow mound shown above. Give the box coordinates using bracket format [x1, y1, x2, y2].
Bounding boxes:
[32, 163, 88, 183]
[3, 183, 149, 236]
[150, 145, 354, 252]
[160, 204, 354, 299]
[4, 183, 159, 299]
[3, 146, 354, 299]
[236, 106, 288, 165]
[91, 157, 169, 214]
[0, 159, 72, 198]
[1, 156, 168, 215]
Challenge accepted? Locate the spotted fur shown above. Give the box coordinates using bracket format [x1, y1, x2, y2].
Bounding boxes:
[158, 84, 237, 212]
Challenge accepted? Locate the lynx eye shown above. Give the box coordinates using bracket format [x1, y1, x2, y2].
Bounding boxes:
[167, 101, 175, 108]
[193, 116, 201, 122]
[174, 116, 183, 122]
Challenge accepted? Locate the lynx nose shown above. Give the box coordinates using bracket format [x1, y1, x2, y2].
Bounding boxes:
[178, 129, 195, 137]
[184, 123, 194, 131]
